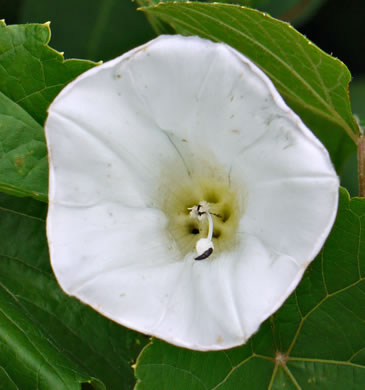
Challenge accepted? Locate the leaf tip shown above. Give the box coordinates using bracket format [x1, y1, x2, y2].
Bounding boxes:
[43, 21, 51, 27]
[339, 186, 351, 202]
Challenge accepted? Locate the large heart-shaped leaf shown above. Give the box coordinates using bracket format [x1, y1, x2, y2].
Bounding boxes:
[0, 21, 95, 201]
[135, 188, 365, 389]
[0, 193, 147, 390]
[141, 2, 359, 172]
[136, 0, 264, 33]
[137, 0, 327, 26]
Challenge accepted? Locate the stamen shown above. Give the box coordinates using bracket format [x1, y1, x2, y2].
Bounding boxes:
[204, 211, 213, 241]
[188, 201, 214, 260]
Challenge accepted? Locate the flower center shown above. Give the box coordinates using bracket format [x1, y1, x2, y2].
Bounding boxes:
[158, 156, 244, 259]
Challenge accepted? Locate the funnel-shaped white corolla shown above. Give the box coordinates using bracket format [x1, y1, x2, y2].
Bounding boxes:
[45, 35, 339, 351]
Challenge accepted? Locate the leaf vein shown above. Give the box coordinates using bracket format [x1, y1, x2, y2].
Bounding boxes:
[0, 204, 45, 221]
[0, 281, 70, 388]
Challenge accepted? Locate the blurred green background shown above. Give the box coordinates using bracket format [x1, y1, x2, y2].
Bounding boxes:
[1, 0, 364, 196]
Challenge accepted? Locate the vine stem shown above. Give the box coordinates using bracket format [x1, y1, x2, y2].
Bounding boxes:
[358, 135, 365, 197]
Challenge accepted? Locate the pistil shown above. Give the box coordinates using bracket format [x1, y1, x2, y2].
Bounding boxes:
[188, 201, 215, 260]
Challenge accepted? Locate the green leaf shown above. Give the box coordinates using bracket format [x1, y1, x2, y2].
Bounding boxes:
[137, 0, 327, 27]
[141, 2, 359, 171]
[0, 21, 95, 201]
[0, 193, 147, 390]
[136, 0, 264, 34]
[135, 188, 365, 389]
[0, 91, 47, 200]
[136, 0, 262, 6]
[19, 0, 155, 62]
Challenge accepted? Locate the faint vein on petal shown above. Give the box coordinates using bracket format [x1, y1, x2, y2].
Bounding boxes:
[161, 130, 192, 177]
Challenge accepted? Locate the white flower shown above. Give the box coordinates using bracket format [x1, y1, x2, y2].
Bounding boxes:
[45, 35, 339, 351]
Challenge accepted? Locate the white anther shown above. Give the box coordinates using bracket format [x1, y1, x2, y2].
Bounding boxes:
[195, 238, 214, 257]
[188, 201, 215, 260]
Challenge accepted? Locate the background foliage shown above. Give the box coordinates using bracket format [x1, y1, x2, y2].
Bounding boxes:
[1, 0, 365, 389]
